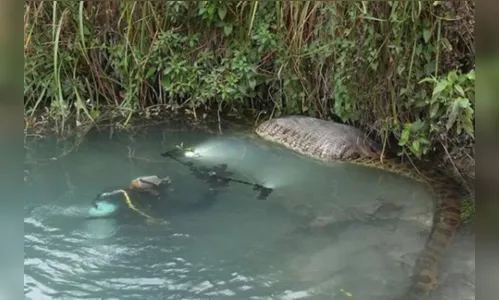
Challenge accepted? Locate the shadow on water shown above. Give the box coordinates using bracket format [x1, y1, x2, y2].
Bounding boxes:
[23, 121, 475, 300]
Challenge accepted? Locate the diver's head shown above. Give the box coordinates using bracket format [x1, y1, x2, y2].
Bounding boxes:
[130, 175, 170, 195]
[130, 175, 170, 189]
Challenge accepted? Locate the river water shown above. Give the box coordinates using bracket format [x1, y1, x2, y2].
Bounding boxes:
[23, 121, 474, 300]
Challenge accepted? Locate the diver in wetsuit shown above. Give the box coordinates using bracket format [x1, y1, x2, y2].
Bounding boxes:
[89, 167, 236, 222]
[88, 175, 171, 221]
[89, 147, 273, 222]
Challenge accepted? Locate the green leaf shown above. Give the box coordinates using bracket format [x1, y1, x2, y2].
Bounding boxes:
[146, 67, 156, 79]
[411, 119, 424, 132]
[218, 5, 227, 20]
[467, 70, 475, 81]
[411, 139, 421, 154]
[248, 79, 256, 89]
[430, 102, 440, 118]
[223, 24, 233, 36]
[462, 113, 475, 138]
[398, 128, 410, 146]
[207, 6, 215, 17]
[161, 77, 171, 90]
[237, 84, 247, 94]
[432, 80, 448, 96]
[419, 137, 430, 145]
[418, 77, 436, 84]
[446, 99, 461, 130]
[457, 97, 470, 108]
[423, 29, 431, 43]
[454, 84, 465, 96]
[447, 71, 458, 83]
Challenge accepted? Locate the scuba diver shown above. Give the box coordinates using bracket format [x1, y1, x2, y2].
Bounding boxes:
[88, 173, 231, 223]
[88, 175, 172, 222]
[88, 146, 273, 223]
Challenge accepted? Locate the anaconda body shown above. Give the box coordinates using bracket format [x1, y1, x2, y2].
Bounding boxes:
[255, 116, 382, 160]
[254, 115, 462, 299]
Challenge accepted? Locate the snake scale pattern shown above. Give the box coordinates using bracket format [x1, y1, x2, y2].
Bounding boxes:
[254, 115, 462, 299]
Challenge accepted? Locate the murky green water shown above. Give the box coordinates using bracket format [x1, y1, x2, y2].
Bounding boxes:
[23, 122, 472, 300]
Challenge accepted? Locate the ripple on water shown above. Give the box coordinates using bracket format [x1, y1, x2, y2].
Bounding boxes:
[24, 129, 473, 300]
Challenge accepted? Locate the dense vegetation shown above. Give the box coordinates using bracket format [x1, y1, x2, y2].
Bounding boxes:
[24, 1, 475, 220]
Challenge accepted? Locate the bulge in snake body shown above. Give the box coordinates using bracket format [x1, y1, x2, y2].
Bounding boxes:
[254, 115, 463, 300]
[255, 116, 382, 160]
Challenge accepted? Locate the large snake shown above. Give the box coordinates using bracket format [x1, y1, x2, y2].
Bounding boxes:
[253, 115, 463, 299]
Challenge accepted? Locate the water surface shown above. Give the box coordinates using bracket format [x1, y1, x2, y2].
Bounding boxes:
[24, 122, 473, 300]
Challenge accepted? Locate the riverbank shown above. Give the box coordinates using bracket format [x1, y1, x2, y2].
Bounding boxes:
[24, 1, 474, 222]
[24, 104, 258, 145]
[23, 105, 476, 226]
